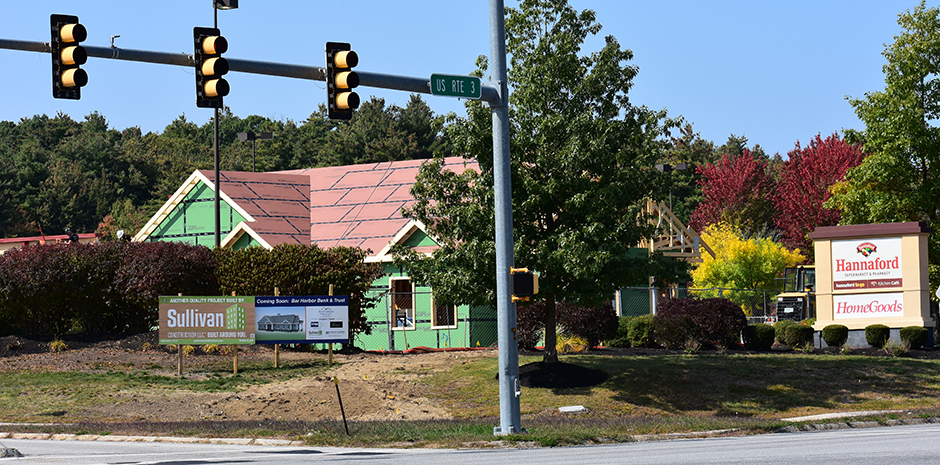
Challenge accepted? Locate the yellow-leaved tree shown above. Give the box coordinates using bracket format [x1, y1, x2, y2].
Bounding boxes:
[691, 222, 804, 315]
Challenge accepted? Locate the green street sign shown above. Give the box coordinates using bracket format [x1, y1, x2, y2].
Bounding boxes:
[430, 74, 482, 99]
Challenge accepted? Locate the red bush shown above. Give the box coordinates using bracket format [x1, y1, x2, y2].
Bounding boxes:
[515, 301, 546, 350]
[654, 297, 746, 349]
[556, 301, 618, 349]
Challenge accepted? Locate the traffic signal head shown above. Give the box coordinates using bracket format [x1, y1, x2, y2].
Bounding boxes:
[326, 42, 359, 120]
[511, 268, 539, 302]
[194, 27, 229, 108]
[50, 14, 88, 100]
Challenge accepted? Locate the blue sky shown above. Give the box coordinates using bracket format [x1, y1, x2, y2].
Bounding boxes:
[0, 1, 913, 157]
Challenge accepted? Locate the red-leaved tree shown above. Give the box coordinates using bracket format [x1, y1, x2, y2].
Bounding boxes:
[689, 150, 777, 232]
[774, 133, 868, 253]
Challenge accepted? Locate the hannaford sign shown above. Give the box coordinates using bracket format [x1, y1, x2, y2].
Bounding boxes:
[833, 292, 904, 319]
[832, 237, 902, 290]
[809, 222, 933, 334]
[159, 296, 255, 345]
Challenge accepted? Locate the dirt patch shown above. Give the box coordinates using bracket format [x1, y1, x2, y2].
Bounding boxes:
[0, 332, 493, 423]
[3, 332, 940, 424]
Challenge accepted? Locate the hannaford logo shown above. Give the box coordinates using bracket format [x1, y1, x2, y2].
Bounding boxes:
[856, 242, 877, 257]
[226, 304, 246, 330]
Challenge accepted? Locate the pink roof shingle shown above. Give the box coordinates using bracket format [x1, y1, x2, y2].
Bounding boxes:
[211, 157, 476, 255]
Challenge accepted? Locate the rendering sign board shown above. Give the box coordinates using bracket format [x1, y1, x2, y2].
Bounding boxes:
[255, 295, 349, 344]
[159, 296, 255, 345]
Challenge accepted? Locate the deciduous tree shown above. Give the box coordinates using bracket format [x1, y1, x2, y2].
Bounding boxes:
[689, 150, 777, 233]
[396, 0, 674, 362]
[827, 1, 940, 290]
[775, 133, 867, 254]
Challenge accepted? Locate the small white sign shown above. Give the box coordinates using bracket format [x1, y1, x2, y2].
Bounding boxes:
[833, 292, 904, 319]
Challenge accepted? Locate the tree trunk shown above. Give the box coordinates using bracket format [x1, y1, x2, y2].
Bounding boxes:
[542, 293, 558, 363]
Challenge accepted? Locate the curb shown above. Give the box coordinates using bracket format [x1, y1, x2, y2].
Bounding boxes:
[774, 416, 937, 434]
[0, 432, 303, 446]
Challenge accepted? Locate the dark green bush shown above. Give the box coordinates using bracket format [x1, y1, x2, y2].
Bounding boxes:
[865, 324, 891, 348]
[900, 326, 928, 350]
[628, 314, 656, 348]
[556, 301, 619, 349]
[743, 323, 775, 351]
[774, 320, 799, 344]
[822, 324, 849, 348]
[607, 317, 632, 348]
[214, 244, 382, 337]
[784, 324, 815, 349]
[654, 298, 746, 349]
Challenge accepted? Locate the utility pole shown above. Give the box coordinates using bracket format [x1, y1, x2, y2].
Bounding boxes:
[489, 0, 522, 436]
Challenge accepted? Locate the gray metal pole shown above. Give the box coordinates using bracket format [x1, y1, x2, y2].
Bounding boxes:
[214, 106, 221, 249]
[489, 0, 522, 436]
[2, 39, 503, 105]
[213, 3, 221, 249]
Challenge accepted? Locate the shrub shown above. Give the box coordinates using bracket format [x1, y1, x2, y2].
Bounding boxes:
[49, 339, 67, 353]
[557, 335, 589, 354]
[204, 344, 220, 354]
[607, 317, 632, 348]
[654, 310, 699, 350]
[866, 324, 891, 348]
[822, 324, 849, 348]
[743, 323, 775, 351]
[654, 297, 746, 349]
[784, 324, 815, 349]
[883, 339, 909, 357]
[215, 244, 382, 338]
[900, 326, 928, 350]
[774, 320, 799, 344]
[628, 314, 657, 348]
[556, 301, 619, 349]
[0, 242, 219, 336]
[515, 302, 545, 350]
[695, 298, 747, 347]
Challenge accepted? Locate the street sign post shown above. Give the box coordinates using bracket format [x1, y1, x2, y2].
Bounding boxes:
[430, 73, 481, 99]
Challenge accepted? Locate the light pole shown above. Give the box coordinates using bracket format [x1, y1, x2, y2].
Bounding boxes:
[237, 131, 274, 172]
[212, 0, 237, 248]
[655, 162, 689, 212]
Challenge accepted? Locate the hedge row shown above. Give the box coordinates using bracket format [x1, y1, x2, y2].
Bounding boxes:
[0, 242, 382, 338]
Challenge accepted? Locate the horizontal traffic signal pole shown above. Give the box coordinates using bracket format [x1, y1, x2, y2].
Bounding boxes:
[0, 38, 501, 104]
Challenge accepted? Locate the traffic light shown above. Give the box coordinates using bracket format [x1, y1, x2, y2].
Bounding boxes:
[194, 27, 229, 108]
[511, 268, 539, 302]
[50, 14, 88, 100]
[326, 42, 359, 120]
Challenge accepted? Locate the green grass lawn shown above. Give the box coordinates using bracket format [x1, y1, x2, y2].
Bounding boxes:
[4, 352, 940, 447]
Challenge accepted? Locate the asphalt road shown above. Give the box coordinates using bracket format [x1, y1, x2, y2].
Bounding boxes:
[4, 423, 940, 464]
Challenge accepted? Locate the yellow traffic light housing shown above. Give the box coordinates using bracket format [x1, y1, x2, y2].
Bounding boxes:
[511, 267, 539, 302]
[194, 27, 230, 108]
[50, 14, 88, 100]
[326, 42, 360, 120]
